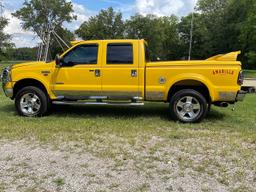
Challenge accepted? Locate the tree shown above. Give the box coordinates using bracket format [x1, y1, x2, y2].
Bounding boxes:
[196, 0, 256, 69]
[75, 7, 125, 40]
[126, 14, 182, 61]
[196, 0, 230, 55]
[179, 13, 210, 59]
[0, 17, 12, 61]
[50, 27, 74, 58]
[126, 14, 163, 60]
[13, 0, 77, 59]
[231, 0, 256, 69]
[5, 47, 37, 61]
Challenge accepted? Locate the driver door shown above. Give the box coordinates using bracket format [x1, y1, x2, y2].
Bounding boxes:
[52, 43, 102, 99]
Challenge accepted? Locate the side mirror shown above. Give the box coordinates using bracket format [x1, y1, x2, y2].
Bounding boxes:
[55, 54, 62, 68]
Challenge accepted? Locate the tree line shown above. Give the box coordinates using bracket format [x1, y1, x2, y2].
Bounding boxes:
[0, 0, 255, 69]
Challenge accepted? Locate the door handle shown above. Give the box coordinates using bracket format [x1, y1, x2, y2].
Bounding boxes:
[95, 69, 100, 77]
[131, 70, 137, 77]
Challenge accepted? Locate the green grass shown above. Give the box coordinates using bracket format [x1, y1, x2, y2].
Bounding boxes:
[0, 87, 255, 145]
[244, 70, 256, 78]
[0, 61, 256, 158]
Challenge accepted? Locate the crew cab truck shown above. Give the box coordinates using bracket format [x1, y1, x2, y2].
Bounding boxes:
[1, 39, 246, 123]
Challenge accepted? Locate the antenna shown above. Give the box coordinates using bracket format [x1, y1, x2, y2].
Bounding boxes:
[37, 26, 71, 62]
[188, 11, 194, 60]
[36, 0, 70, 62]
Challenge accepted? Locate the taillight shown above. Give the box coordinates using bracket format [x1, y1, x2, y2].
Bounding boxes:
[238, 70, 244, 85]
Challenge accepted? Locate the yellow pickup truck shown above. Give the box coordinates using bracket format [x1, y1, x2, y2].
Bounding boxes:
[1, 39, 245, 122]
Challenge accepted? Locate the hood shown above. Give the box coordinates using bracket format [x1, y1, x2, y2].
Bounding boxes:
[11, 61, 48, 69]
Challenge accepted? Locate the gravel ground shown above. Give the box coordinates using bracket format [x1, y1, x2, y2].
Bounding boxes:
[244, 79, 256, 87]
[0, 135, 255, 192]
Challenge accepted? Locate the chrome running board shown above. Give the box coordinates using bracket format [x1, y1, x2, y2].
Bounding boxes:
[52, 101, 144, 106]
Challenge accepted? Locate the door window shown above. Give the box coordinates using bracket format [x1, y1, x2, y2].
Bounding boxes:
[62, 44, 98, 66]
[107, 44, 133, 64]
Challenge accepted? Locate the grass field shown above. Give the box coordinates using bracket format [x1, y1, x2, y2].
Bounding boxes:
[244, 70, 256, 79]
[0, 61, 256, 191]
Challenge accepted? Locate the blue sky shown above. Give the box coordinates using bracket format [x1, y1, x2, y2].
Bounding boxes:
[2, 0, 197, 47]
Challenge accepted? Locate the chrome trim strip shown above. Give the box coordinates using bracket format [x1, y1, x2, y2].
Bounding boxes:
[53, 101, 144, 106]
[53, 90, 143, 100]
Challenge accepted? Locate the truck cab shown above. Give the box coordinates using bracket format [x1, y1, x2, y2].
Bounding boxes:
[1, 39, 246, 123]
[53, 40, 144, 101]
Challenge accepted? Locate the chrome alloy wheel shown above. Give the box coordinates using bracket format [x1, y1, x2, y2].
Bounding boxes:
[175, 96, 201, 121]
[20, 93, 41, 116]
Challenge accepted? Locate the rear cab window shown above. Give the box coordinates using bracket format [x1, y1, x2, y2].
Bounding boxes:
[107, 43, 133, 64]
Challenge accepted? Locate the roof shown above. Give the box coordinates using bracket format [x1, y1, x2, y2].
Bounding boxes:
[70, 39, 146, 46]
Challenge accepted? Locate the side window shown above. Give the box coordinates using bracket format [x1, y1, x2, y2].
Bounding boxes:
[62, 44, 98, 66]
[107, 44, 133, 64]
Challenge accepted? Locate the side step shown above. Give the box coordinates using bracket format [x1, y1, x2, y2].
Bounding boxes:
[52, 101, 145, 106]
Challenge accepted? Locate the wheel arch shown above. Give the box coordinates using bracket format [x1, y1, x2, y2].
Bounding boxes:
[13, 78, 49, 99]
[167, 79, 212, 103]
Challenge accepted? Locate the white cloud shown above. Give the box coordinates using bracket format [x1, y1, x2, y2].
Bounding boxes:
[3, 8, 40, 48]
[2, 0, 198, 48]
[64, 2, 95, 31]
[2, 1, 93, 48]
[135, 0, 197, 16]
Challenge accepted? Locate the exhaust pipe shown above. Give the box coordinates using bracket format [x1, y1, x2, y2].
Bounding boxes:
[214, 102, 229, 108]
[220, 102, 229, 108]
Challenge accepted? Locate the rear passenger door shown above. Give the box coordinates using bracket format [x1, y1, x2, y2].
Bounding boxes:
[101, 42, 140, 99]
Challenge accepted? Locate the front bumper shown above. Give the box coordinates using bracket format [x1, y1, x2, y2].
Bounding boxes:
[1, 66, 13, 98]
[236, 90, 246, 102]
[2, 83, 13, 97]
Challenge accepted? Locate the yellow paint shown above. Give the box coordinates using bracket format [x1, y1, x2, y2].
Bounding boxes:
[7, 39, 242, 102]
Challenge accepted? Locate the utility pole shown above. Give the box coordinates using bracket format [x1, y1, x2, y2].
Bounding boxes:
[188, 11, 194, 61]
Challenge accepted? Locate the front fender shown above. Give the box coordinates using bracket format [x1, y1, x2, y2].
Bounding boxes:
[12, 72, 56, 99]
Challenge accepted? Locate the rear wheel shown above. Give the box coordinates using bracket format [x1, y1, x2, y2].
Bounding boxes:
[15, 86, 49, 117]
[169, 89, 208, 123]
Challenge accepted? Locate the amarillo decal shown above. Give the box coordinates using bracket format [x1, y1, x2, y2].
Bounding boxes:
[213, 69, 234, 75]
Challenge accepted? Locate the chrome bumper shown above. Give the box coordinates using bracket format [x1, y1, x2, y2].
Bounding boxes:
[236, 90, 246, 101]
[1, 66, 13, 98]
[2, 85, 13, 97]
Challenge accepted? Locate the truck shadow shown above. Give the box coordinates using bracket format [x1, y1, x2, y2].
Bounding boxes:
[50, 104, 226, 121]
[1, 103, 225, 121]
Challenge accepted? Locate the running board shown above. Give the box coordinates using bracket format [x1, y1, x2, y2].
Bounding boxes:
[52, 101, 145, 106]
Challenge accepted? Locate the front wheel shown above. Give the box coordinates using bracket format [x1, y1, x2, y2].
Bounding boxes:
[15, 86, 49, 117]
[169, 89, 208, 123]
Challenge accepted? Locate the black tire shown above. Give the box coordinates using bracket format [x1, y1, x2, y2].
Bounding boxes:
[169, 89, 208, 123]
[15, 86, 49, 117]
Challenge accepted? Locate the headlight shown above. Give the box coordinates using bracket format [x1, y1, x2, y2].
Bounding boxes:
[1, 66, 12, 83]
